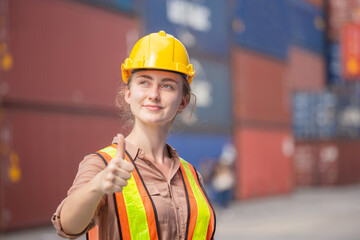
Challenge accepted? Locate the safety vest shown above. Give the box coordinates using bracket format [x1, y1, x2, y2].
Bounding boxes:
[86, 144, 216, 240]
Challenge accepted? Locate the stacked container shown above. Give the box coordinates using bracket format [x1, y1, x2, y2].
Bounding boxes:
[0, 0, 139, 231]
[231, 0, 293, 200]
[140, 0, 233, 173]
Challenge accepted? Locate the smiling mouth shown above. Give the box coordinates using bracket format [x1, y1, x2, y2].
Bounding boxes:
[144, 105, 163, 111]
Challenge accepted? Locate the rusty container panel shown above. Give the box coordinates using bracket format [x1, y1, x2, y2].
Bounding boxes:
[286, 46, 326, 91]
[3, 0, 139, 108]
[315, 141, 339, 185]
[0, 110, 125, 231]
[232, 47, 290, 126]
[337, 140, 360, 184]
[234, 126, 294, 200]
[293, 141, 317, 187]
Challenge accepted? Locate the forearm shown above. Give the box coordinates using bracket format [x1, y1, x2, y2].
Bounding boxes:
[60, 175, 104, 235]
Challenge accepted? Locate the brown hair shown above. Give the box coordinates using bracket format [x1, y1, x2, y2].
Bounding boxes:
[115, 71, 196, 128]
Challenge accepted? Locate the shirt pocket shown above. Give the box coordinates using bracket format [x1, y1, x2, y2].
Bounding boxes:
[146, 183, 170, 223]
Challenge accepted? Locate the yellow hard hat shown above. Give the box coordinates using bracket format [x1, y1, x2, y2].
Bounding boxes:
[121, 30, 195, 84]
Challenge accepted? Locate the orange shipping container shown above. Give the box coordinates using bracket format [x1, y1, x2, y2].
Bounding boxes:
[232, 47, 290, 126]
[234, 127, 293, 200]
[341, 23, 360, 80]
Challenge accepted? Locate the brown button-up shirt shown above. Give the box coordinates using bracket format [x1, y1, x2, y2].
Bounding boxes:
[52, 139, 200, 240]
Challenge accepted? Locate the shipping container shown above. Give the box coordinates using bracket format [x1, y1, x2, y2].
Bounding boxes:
[293, 91, 337, 140]
[340, 23, 360, 81]
[293, 141, 317, 187]
[231, 0, 289, 59]
[74, 0, 135, 13]
[337, 139, 360, 184]
[286, 46, 326, 91]
[172, 56, 232, 134]
[3, 0, 139, 109]
[0, 0, 12, 73]
[288, 0, 325, 54]
[336, 84, 360, 138]
[141, 0, 230, 57]
[315, 92, 337, 139]
[0, 109, 125, 231]
[232, 47, 290, 126]
[326, 0, 360, 42]
[234, 127, 293, 199]
[167, 133, 232, 170]
[327, 43, 343, 85]
[293, 92, 317, 139]
[304, 0, 324, 9]
[316, 141, 339, 185]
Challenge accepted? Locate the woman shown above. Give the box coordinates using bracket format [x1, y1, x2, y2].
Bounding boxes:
[52, 31, 216, 240]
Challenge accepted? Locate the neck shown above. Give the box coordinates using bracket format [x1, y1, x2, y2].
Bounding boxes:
[125, 121, 171, 164]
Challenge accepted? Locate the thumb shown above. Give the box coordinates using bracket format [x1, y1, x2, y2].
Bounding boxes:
[115, 134, 125, 160]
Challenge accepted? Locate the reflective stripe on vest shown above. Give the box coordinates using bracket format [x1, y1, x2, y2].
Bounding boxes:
[87, 144, 216, 240]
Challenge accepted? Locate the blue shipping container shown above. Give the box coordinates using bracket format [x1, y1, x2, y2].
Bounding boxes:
[293, 92, 317, 139]
[141, 0, 230, 57]
[77, 0, 134, 13]
[232, 0, 289, 59]
[315, 92, 337, 139]
[167, 133, 232, 169]
[288, 0, 325, 54]
[336, 84, 360, 138]
[172, 56, 232, 134]
[327, 43, 343, 85]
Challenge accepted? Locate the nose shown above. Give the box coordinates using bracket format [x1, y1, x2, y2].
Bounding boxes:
[148, 85, 160, 101]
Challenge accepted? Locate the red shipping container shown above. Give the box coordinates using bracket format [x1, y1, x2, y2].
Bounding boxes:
[234, 126, 294, 200]
[231, 47, 290, 126]
[341, 23, 360, 80]
[3, 0, 139, 108]
[316, 141, 339, 185]
[337, 139, 360, 184]
[327, 0, 360, 41]
[286, 46, 325, 91]
[0, 109, 127, 231]
[293, 141, 317, 187]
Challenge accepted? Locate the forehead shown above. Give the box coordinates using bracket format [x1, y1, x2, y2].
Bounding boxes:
[132, 70, 183, 82]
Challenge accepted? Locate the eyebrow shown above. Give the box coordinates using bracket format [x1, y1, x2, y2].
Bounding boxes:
[136, 75, 179, 84]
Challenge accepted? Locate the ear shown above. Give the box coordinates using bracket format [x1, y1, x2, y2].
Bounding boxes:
[124, 86, 131, 104]
[178, 94, 190, 112]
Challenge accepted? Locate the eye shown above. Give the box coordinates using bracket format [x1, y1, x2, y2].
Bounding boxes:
[162, 83, 175, 90]
[138, 80, 150, 87]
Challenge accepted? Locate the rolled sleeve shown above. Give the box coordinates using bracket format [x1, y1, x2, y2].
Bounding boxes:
[51, 153, 106, 238]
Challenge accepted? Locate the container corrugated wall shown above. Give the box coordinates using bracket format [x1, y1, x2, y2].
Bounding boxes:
[232, 47, 290, 126]
[0, 109, 123, 231]
[3, 0, 139, 109]
[235, 127, 293, 199]
[0, 0, 137, 231]
[286, 46, 325, 91]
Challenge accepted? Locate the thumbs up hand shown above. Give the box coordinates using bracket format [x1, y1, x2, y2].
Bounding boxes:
[95, 134, 134, 194]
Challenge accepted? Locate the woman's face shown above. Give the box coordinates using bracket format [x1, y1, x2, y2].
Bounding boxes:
[125, 70, 189, 127]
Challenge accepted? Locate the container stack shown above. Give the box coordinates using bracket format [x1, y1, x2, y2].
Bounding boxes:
[291, 0, 360, 187]
[0, 0, 139, 231]
[140, 0, 233, 169]
[231, 0, 293, 200]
